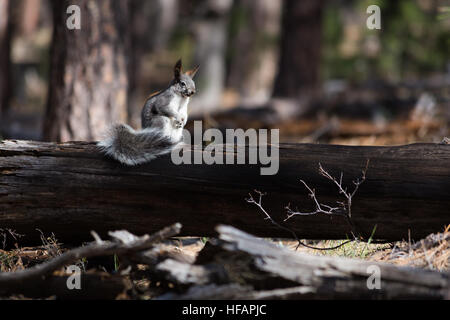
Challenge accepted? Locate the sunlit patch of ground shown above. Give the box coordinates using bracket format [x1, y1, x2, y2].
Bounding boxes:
[272, 225, 449, 271]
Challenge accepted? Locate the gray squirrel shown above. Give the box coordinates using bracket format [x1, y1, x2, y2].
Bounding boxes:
[98, 59, 199, 165]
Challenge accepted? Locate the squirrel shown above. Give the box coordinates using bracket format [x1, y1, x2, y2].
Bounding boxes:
[98, 59, 199, 165]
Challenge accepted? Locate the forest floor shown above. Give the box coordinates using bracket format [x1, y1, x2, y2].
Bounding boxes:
[1, 225, 448, 299]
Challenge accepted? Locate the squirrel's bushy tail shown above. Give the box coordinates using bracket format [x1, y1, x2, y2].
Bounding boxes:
[97, 124, 181, 166]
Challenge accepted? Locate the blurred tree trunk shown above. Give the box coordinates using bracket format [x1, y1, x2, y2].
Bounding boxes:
[190, 0, 233, 115]
[21, 0, 42, 36]
[0, 0, 12, 117]
[227, 0, 282, 106]
[44, 0, 130, 142]
[128, 0, 178, 126]
[273, 0, 324, 98]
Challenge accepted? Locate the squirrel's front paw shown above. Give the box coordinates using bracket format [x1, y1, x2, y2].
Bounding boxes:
[172, 117, 184, 129]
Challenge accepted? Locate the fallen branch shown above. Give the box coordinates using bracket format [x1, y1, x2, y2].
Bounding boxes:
[0, 223, 181, 284]
[156, 225, 450, 300]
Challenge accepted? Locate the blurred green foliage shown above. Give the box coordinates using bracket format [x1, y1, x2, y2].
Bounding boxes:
[169, 27, 195, 67]
[322, 0, 450, 82]
[226, 2, 280, 68]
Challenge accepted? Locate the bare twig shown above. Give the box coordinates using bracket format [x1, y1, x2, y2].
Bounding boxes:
[0, 223, 182, 284]
[246, 191, 352, 251]
[285, 160, 370, 238]
[284, 180, 345, 221]
[246, 191, 299, 242]
[0, 228, 23, 249]
[247, 160, 370, 250]
[36, 229, 62, 258]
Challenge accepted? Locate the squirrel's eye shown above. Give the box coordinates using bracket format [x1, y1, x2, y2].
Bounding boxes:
[181, 82, 186, 87]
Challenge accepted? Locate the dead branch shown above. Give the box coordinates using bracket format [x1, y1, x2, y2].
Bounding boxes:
[248, 161, 369, 249]
[246, 191, 300, 242]
[285, 160, 369, 238]
[286, 161, 368, 220]
[246, 190, 351, 250]
[155, 225, 450, 300]
[0, 223, 181, 284]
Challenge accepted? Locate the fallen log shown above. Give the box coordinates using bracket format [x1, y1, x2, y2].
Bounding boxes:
[0, 140, 449, 244]
[156, 225, 450, 300]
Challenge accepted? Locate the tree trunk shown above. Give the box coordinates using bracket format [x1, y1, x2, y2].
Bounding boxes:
[273, 0, 324, 98]
[0, 140, 449, 245]
[227, 0, 282, 106]
[43, 0, 130, 142]
[20, 0, 42, 36]
[0, 0, 12, 117]
[189, 0, 232, 115]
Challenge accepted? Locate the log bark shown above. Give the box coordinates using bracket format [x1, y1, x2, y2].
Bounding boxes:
[0, 139, 449, 244]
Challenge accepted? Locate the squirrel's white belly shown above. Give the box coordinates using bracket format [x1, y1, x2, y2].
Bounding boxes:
[178, 97, 189, 123]
[163, 96, 190, 142]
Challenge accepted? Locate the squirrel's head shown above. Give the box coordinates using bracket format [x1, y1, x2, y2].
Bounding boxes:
[171, 59, 199, 98]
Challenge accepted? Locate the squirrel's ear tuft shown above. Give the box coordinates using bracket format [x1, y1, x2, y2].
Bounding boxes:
[174, 59, 182, 79]
[186, 65, 200, 78]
